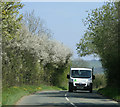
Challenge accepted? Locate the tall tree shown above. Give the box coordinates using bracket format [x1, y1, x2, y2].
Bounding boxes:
[23, 10, 52, 38]
[2, 2, 72, 87]
[2, 2, 24, 87]
[2, 2, 24, 40]
[77, 2, 119, 87]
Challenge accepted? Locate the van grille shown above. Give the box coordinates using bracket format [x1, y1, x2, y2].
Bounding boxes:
[75, 83, 86, 86]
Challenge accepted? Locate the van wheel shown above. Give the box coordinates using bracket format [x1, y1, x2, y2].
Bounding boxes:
[89, 84, 92, 93]
[89, 88, 92, 93]
[68, 83, 73, 92]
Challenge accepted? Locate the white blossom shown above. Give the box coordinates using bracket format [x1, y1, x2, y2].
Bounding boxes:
[15, 25, 72, 67]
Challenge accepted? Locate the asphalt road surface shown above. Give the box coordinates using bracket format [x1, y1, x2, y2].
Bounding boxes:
[16, 90, 119, 107]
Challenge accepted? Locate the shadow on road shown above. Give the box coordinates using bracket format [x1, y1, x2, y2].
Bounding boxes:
[13, 91, 119, 107]
[3, 104, 119, 107]
[35, 90, 107, 99]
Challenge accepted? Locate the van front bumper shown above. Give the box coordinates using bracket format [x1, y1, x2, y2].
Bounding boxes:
[73, 83, 92, 90]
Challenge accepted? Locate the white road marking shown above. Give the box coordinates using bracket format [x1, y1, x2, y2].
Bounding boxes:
[66, 97, 70, 101]
[65, 92, 77, 107]
[65, 93, 67, 96]
[71, 102, 77, 107]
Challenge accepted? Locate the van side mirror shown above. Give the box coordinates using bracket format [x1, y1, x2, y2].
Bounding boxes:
[67, 74, 70, 79]
[93, 75, 95, 80]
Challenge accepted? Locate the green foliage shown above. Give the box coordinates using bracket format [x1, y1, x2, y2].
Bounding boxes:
[50, 62, 71, 88]
[77, 2, 119, 87]
[2, 2, 24, 87]
[2, 2, 24, 40]
[2, 2, 72, 89]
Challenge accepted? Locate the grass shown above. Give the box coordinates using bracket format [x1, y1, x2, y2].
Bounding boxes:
[2, 84, 63, 105]
[0, 90, 1, 107]
[98, 87, 120, 102]
[93, 74, 120, 102]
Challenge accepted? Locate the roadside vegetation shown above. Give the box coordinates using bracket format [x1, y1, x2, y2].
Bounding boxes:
[2, 2, 72, 87]
[1, 1, 72, 105]
[1, 1, 120, 106]
[76, 1, 120, 101]
[2, 85, 63, 105]
[93, 74, 106, 90]
[98, 87, 120, 102]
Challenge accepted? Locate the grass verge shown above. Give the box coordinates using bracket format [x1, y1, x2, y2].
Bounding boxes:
[2, 84, 63, 105]
[98, 87, 120, 102]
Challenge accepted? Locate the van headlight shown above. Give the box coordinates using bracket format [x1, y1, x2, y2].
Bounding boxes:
[70, 79, 73, 82]
[87, 78, 92, 84]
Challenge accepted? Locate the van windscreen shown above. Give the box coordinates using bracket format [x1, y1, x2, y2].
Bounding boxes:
[71, 70, 91, 78]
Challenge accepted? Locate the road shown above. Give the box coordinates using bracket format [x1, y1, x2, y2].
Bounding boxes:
[16, 90, 119, 107]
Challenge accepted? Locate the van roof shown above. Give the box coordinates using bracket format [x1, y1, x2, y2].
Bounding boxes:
[71, 68, 92, 71]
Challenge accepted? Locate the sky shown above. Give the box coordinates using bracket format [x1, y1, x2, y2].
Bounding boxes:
[20, 2, 105, 60]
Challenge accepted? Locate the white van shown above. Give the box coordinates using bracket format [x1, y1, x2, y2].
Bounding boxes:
[67, 68, 95, 93]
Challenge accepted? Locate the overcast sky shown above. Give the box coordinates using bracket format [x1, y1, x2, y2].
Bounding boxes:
[20, 2, 105, 60]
